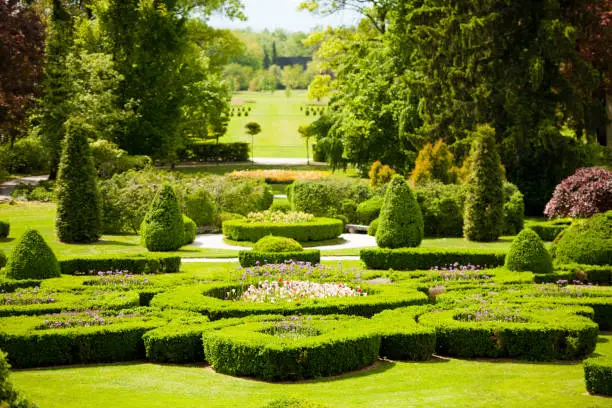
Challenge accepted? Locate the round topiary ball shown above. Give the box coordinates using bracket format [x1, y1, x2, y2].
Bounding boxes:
[0, 221, 9, 238]
[505, 228, 553, 274]
[376, 175, 424, 248]
[552, 211, 612, 266]
[253, 236, 303, 253]
[5, 229, 61, 280]
[140, 184, 185, 252]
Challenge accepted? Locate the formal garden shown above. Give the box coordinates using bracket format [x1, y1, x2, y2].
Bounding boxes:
[1, 0, 612, 407]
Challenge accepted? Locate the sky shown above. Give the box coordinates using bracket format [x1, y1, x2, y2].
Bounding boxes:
[207, 0, 361, 32]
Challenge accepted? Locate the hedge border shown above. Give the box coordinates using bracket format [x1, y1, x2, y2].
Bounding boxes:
[223, 218, 343, 242]
[584, 357, 612, 395]
[238, 250, 320, 267]
[151, 283, 429, 320]
[202, 316, 381, 380]
[360, 248, 506, 271]
[59, 255, 181, 275]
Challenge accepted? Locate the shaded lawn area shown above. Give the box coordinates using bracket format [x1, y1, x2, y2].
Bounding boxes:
[11, 333, 612, 408]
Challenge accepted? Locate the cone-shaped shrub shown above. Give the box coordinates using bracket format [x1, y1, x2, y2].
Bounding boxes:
[376, 175, 424, 248]
[140, 184, 184, 251]
[183, 214, 197, 246]
[5, 229, 61, 280]
[0, 221, 9, 238]
[463, 125, 504, 241]
[505, 228, 553, 274]
[55, 122, 101, 243]
[552, 211, 612, 266]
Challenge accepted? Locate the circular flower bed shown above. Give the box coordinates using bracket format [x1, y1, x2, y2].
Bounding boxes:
[234, 279, 366, 303]
[202, 315, 380, 380]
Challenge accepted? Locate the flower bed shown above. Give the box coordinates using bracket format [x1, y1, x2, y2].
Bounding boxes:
[245, 210, 314, 224]
[228, 170, 329, 183]
[202, 315, 380, 380]
[360, 248, 507, 271]
[238, 250, 320, 267]
[233, 280, 366, 303]
[223, 217, 343, 242]
[231, 262, 363, 284]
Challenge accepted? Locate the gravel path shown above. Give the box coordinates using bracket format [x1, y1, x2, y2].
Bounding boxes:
[0, 175, 48, 201]
[192, 233, 376, 251]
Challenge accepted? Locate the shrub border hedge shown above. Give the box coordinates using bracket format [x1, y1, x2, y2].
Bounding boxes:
[59, 255, 181, 275]
[360, 248, 506, 271]
[223, 218, 343, 242]
[584, 357, 612, 395]
[238, 250, 320, 267]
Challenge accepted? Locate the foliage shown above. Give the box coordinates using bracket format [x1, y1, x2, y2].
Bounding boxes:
[262, 398, 329, 408]
[376, 175, 423, 248]
[5, 229, 61, 280]
[223, 218, 343, 243]
[0, 0, 44, 148]
[289, 179, 372, 219]
[355, 196, 384, 225]
[307, 75, 332, 101]
[0, 349, 36, 408]
[179, 142, 250, 162]
[182, 188, 215, 227]
[229, 169, 328, 183]
[55, 122, 102, 243]
[214, 212, 245, 229]
[0, 221, 9, 239]
[90, 140, 151, 178]
[463, 126, 504, 242]
[360, 248, 506, 271]
[239, 251, 320, 268]
[252, 236, 303, 253]
[505, 229, 553, 275]
[503, 184, 525, 235]
[409, 140, 457, 186]
[527, 219, 571, 242]
[368, 161, 395, 187]
[0, 250, 6, 269]
[140, 185, 184, 252]
[552, 211, 612, 265]
[368, 218, 379, 236]
[59, 255, 180, 276]
[415, 182, 466, 238]
[182, 215, 197, 246]
[544, 167, 612, 218]
[584, 358, 612, 395]
[0, 136, 49, 174]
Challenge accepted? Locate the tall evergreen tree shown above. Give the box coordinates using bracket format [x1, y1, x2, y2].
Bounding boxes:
[55, 120, 101, 243]
[271, 41, 278, 65]
[463, 125, 504, 242]
[263, 48, 271, 69]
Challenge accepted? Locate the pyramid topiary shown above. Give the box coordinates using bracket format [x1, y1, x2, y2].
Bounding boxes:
[376, 175, 424, 248]
[463, 125, 504, 242]
[505, 228, 553, 274]
[552, 211, 612, 266]
[0, 221, 9, 238]
[5, 229, 61, 280]
[140, 184, 185, 252]
[253, 236, 303, 253]
[55, 122, 101, 243]
[182, 214, 197, 246]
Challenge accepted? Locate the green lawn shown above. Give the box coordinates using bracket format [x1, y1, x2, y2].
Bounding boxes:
[10, 334, 612, 408]
[223, 91, 324, 158]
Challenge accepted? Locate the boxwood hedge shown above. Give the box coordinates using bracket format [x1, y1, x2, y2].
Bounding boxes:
[238, 250, 320, 267]
[58, 255, 181, 275]
[418, 305, 598, 360]
[584, 357, 612, 395]
[223, 218, 343, 242]
[150, 283, 428, 320]
[0, 220, 9, 238]
[202, 315, 381, 380]
[360, 248, 506, 271]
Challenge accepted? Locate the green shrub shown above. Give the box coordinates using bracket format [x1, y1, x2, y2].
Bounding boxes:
[218, 178, 273, 215]
[505, 229, 553, 274]
[90, 139, 151, 178]
[202, 316, 380, 380]
[584, 358, 612, 395]
[239, 250, 320, 267]
[361, 248, 506, 270]
[140, 184, 185, 252]
[528, 219, 571, 241]
[0, 278, 42, 293]
[415, 182, 465, 238]
[376, 175, 424, 248]
[368, 218, 379, 236]
[0, 349, 36, 408]
[5, 229, 61, 280]
[356, 196, 383, 225]
[419, 305, 598, 360]
[214, 212, 245, 229]
[548, 264, 612, 285]
[182, 215, 197, 246]
[58, 255, 180, 275]
[512, 296, 612, 330]
[178, 142, 249, 162]
[463, 125, 504, 241]
[372, 307, 436, 361]
[552, 211, 612, 265]
[0, 221, 10, 238]
[503, 184, 525, 235]
[223, 218, 343, 243]
[269, 199, 291, 213]
[339, 199, 358, 223]
[0, 250, 6, 269]
[55, 123, 102, 243]
[262, 398, 329, 408]
[290, 179, 372, 218]
[252, 236, 303, 252]
[0, 136, 49, 174]
[183, 189, 215, 227]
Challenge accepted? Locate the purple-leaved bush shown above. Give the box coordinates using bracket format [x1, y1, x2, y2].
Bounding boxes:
[544, 167, 612, 218]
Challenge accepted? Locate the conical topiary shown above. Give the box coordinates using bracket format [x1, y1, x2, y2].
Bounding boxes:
[140, 184, 184, 251]
[505, 228, 553, 274]
[5, 229, 61, 280]
[463, 125, 504, 242]
[55, 122, 101, 243]
[376, 175, 424, 248]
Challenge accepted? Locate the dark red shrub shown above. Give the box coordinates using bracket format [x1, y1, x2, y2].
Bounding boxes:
[544, 167, 612, 218]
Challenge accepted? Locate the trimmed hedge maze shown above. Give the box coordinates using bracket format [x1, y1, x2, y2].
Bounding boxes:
[0, 255, 610, 393]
